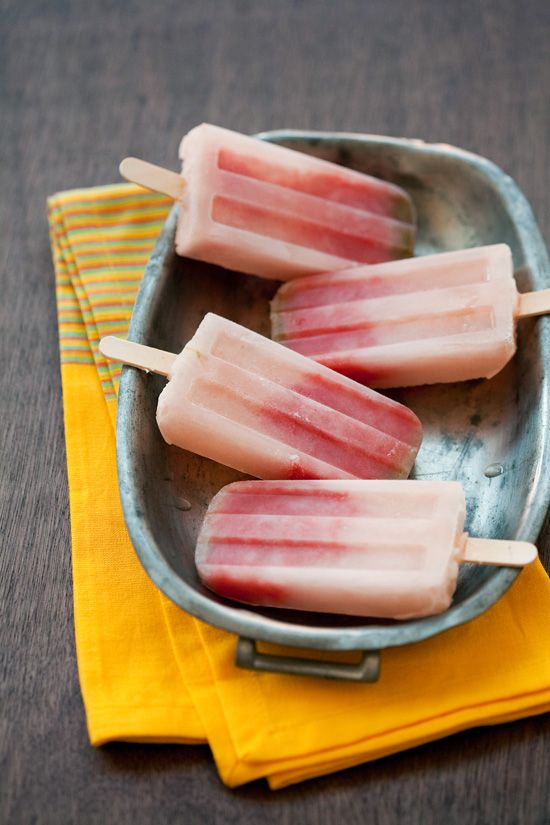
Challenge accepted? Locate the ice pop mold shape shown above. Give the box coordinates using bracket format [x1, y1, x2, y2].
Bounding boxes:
[195, 480, 537, 620]
[120, 123, 416, 280]
[271, 244, 550, 387]
[100, 314, 422, 481]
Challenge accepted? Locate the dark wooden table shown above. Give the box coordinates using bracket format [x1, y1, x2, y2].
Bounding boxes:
[2, 1, 549, 822]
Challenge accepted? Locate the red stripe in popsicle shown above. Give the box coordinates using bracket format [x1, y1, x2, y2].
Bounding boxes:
[217, 146, 411, 218]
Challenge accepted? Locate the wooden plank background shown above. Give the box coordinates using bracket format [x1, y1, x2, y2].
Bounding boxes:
[1, 1, 549, 822]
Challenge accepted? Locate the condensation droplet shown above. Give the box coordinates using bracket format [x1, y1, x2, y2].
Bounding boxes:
[484, 463, 504, 478]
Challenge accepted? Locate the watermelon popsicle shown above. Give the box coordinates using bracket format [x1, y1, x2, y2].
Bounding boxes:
[99, 314, 422, 481]
[271, 244, 550, 387]
[119, 124, 416, 281]
[195, 480, 537, 620]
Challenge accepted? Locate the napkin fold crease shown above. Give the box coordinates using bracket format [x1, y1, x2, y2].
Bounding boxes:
[48, 183, 550, 789]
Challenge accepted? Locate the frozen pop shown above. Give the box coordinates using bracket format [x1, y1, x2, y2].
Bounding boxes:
[271, 244, 550, 387]
[99, 314, 422, 481]
[195, 479, 537, 619]
[119, 124, 416, 280]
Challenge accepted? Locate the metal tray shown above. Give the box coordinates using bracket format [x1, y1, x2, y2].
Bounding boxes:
[116, 132, 550, 682]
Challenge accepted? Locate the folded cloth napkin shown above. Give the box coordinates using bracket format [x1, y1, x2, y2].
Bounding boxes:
[48, 183, 550, 789]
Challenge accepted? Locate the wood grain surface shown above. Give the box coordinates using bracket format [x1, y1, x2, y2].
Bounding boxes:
[1, 1, 549, 822]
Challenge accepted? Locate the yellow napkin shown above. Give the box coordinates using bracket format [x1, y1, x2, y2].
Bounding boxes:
[49, 183, 550, 789]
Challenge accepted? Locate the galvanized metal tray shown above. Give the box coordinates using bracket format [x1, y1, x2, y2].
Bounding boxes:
[116, 132, 550, 681]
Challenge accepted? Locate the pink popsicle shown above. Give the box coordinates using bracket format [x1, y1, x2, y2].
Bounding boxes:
[195, 479, 467, 619]
[173, 124, 416, 280]
[156, 314, 422, 481]
[271, 244, 519, 387]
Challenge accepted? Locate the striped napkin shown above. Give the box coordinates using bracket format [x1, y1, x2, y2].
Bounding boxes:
[49, 182, 550, 789]
[51, 184, 171, 407]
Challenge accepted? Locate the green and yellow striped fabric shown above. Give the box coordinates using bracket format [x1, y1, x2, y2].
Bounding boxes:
[48, 184, 171, 403]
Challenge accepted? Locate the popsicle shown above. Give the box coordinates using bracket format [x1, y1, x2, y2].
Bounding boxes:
[271, 244, 550, 387]
[99, 314, 422, 480]
[119, 123, 416, 281]
[195, 479, 537, 619]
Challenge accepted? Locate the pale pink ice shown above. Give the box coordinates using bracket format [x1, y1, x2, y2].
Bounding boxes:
[271, 244, 519, 386]
[174, 124, 415, 280]
[196, 479, 466, 619]
[156, 314, 422, 481]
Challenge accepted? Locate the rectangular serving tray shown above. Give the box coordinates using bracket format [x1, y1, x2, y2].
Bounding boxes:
[116, 132, 550, 681]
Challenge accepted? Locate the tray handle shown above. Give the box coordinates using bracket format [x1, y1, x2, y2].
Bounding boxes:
[236, 637, 380, 682]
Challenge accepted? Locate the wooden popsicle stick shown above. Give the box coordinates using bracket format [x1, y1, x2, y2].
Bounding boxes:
[119, 157, 184, 201]
[517, 288, 550, 319]
[463, 537, 537, 567]
[99, 336, 176, 378]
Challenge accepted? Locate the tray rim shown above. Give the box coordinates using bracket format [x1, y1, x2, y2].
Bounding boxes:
[117, 131, 550, 652]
